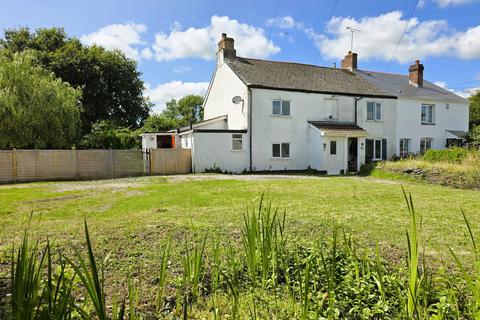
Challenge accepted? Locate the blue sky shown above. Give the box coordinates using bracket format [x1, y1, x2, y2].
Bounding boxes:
[2, 0, 480, 112]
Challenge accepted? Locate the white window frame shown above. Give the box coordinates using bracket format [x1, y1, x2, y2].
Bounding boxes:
[420, 138, 433, 154]
[272, 142, 290, 159]
[421, 104, 435, 125]
[399, 138, 410, 157]
[272, 99, 291, 116]
[373, 139, 383, 160]
[366, 101, 382, 121]
[231, 134, 243, 151]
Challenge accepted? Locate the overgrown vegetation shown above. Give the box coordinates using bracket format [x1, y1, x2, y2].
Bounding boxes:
[1, 193, 479, 319]
[0, 52, 81, 149]
[375, 148, 480, 189]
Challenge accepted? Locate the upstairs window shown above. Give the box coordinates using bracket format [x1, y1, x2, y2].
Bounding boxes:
[272, 100, 290, 116]
[231, 134, 243, 151]
[272, 143, 290, 158]
[421, 104, 435, 124]
[367, 102, 382, 121]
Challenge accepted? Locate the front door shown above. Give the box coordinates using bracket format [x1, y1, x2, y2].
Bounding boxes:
[348, 138, 358, 172]
[327, 138, 344, 174]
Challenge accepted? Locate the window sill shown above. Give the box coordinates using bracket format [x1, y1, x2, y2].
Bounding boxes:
[365, 120, 383, 122]
[421, 122, 436, 125]
[270, 157, 291, 160]
[231, 149, 244, 152]
[270, 115, 292, 118]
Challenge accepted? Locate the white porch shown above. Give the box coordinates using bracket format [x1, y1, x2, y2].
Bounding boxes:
[308, 121, 367, 175]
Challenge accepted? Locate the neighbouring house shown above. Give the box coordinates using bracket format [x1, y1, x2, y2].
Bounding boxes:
[141, 33, 469, 174]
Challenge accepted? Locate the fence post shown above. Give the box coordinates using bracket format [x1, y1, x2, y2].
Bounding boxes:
[109, 149, 115, 178]
[149, 149, 154, 176]
[12, 148, 17, 183]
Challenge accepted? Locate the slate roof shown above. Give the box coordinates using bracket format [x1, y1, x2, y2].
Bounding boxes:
[308, 121, 367, 136]
[225, 57, 396, 99]
[356, 70, 468, 103]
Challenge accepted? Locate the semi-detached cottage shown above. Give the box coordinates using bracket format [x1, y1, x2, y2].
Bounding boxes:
[141, 33, 469, 174]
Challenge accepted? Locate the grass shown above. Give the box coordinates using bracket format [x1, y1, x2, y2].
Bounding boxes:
[1, 174, 480, 315]
[374, 149, 480, 189]
[1, 176, 480, 318]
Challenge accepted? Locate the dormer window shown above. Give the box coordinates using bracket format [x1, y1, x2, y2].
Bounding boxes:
[272, 100, 290, 116]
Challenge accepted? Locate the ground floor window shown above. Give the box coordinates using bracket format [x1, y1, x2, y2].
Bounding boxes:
[272, 143, 290, 158]
[420, 138, 433, 154]
[231, 134, 243, 151]
[366, 138, 387, 163]
[399, 138, 410, 157]
[446, 138, 463, 148]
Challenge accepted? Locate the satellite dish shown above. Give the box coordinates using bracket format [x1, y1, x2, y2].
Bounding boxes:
[232, 96, 243, 104]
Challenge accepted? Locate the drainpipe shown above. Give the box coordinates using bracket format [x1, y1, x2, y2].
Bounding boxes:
[248, 87, 253, 172]
[354, 97, 363, 125]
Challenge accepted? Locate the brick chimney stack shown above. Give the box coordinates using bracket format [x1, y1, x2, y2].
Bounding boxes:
[409, 60, 424, 87]
[341, 51, 358, 71]
[216, 33, 236, 65]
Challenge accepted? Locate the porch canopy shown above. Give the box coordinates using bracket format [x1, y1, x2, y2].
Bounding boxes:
[445, 130, 468, 140]
[309, 121, 367, 137]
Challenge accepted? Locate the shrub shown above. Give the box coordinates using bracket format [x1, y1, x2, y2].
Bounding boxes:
[469, 125, 480, 148]
[422, 148, 469, 163]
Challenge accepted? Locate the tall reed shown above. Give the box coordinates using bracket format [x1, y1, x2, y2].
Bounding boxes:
[403, 188, 420, 319]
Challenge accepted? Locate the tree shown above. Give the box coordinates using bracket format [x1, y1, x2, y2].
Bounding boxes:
[0, 52, 81, 148]
[139, 95, 205, 133]
[469, 125, 480, 147]
[177, 95, 204, 125]
[79, 121, 140, 149]
[140, 114, 180, 133]
[469, 91, 480, 128]
[0, 27, 151, 133]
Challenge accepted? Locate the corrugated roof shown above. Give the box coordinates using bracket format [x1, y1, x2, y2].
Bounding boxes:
[356, 70, 467, 103]
[309, 121, 367, 137]
[225, 57, 396, 99]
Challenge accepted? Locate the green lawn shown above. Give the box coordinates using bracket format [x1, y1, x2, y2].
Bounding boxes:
[1, 174, 479, 302]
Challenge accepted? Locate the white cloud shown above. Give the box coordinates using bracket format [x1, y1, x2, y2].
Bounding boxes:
[81, 23, 151, 61]
[266, 16, 304, 30]
[141, 48, 153, 59]
[455, 26, 480, 59]
[152, 15, 280, 61]
[310, 11, 480, 63]
[434, 0, 475, 7]
[172, 65, 192, 73]
[146, 81, 209, 112]
[417, 0, 427, 8]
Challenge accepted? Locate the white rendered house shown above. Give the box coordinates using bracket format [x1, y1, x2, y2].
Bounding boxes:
[142, 33, 469, 174]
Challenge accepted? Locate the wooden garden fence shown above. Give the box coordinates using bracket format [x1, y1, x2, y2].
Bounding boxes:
[0, 148, 191, 183]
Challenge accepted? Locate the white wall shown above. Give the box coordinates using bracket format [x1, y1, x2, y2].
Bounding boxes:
[142, 135, 156, 150]
[203, 63, 249, 130]
[250, 88, 393, 171]
[192, 131, 249, 173]
[357, 98, 397, 159]
[395, 98, 469, 154]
